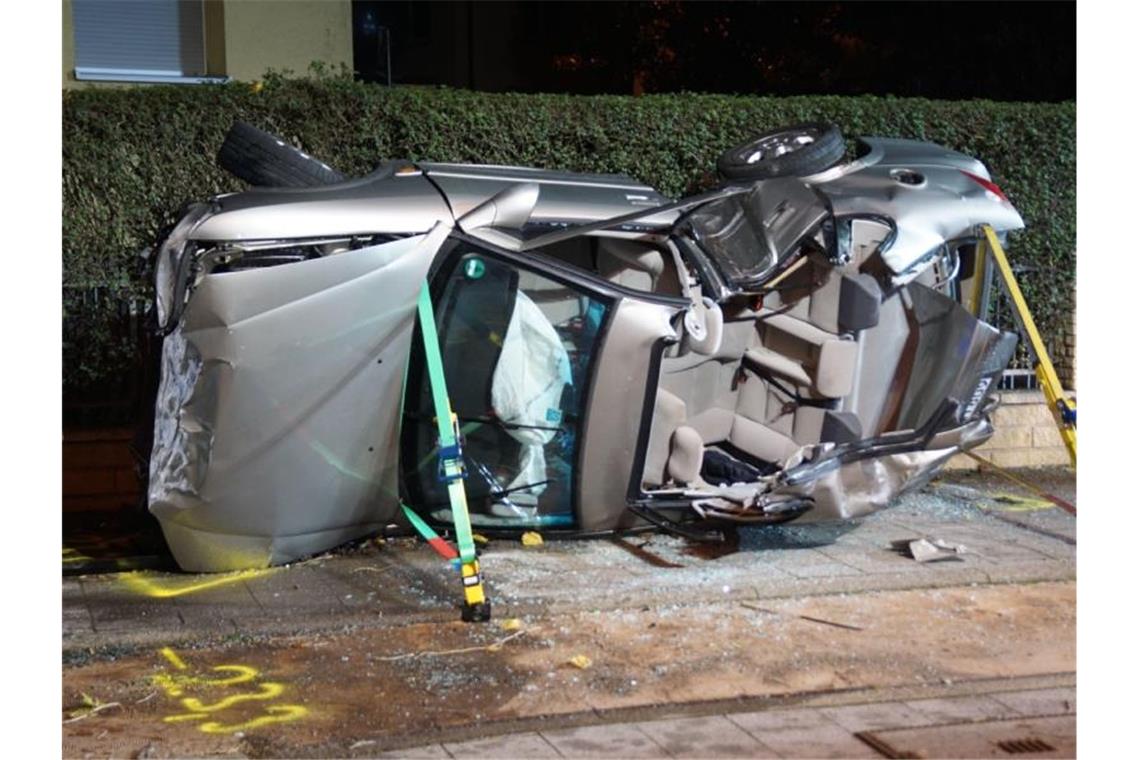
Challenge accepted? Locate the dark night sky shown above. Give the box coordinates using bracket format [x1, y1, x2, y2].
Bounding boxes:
[354, 1, 1075, 101]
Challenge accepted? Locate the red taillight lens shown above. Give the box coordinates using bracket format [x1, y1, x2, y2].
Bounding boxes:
[960, 170, 1009, 202]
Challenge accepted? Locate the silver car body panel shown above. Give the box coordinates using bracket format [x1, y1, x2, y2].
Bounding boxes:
[191, 168, 451, 240]
[149, 225, 450, 571]
[808, 138, 1025, 283]
[419, 162, 668, 223]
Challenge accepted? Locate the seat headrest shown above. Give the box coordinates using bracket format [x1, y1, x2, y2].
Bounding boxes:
[597, 238, 665, 285]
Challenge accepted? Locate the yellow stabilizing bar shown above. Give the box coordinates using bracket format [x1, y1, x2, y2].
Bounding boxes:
[979, 225, 1076, 466]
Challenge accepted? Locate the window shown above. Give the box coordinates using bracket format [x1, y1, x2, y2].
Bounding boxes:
[402, 246, 611, 529]
[71, 0, 225, 84]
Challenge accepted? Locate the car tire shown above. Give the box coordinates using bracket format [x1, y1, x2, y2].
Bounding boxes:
[717, 122, 845, 181]
[217, 121, 346, 188]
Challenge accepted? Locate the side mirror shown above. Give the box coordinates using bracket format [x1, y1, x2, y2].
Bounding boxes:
[458, 182, 540, 233]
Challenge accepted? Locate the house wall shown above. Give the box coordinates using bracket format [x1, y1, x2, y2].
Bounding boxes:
[62, 0, 353, 87]
[945, 390, 1074, 470]
[221, 0, 352, 81]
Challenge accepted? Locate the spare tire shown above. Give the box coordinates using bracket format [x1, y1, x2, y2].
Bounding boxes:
[717, 122, 845, 181]
[217, 121, 346, 188]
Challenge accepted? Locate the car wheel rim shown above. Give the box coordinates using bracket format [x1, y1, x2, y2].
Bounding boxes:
[743, 128, 819, 164]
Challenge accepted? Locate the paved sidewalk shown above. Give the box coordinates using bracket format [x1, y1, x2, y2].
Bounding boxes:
[63, 476, 1075, 656]
[384, 683, 1076, 758]
[62, 473, 1075, 758]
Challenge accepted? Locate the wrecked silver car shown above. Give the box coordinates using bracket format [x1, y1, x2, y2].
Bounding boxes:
[147, 122, 1022, 572]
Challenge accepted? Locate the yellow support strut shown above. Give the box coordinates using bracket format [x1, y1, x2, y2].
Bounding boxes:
[979, 225, 1076, 466]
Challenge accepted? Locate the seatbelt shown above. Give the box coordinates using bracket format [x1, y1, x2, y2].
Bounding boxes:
[403, 283, 491, 622]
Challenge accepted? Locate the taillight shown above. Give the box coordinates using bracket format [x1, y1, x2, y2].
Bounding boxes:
[960, 170, 1010, 203]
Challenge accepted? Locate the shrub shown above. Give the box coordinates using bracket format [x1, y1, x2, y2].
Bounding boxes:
[62, 79, 1075, 410]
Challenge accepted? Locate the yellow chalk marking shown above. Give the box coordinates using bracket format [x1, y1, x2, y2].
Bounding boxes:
[154, 647, 309, 734]
[160, 647, 188, 670]
[179, 682, 284, 713]
[199, 705, 309, 734]
[152, 673, 185, 698]
[982, 492, 1056, 512]
[121, 569, 272, 598]
[153, 665, 260, 696]
[191, 665, 260, 687]
[62, 547, 90, 564]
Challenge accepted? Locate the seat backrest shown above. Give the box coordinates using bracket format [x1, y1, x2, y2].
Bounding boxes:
[597, 238, 665, 292]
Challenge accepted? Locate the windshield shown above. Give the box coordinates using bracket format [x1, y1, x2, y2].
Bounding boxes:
[683, 178, 831, 287]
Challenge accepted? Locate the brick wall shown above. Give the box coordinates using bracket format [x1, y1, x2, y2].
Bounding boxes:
[62, 428, 141, 512]
[946, 390, 1074, 470]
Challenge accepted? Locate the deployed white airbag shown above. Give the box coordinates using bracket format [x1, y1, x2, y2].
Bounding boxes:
[491, 290, 572, 505]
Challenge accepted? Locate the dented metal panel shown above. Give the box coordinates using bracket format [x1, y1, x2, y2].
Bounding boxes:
[192, 168, 452, 241]
[812, 138, 1025, 282]
[149, 226, 450, 571]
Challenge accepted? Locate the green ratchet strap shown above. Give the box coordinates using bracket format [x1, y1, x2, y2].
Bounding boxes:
[407, 283, 491, 622]
[400, 502, 458, 560]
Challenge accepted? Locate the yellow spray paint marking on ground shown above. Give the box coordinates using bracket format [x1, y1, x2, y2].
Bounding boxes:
[62, 547, 90, 565]
[981, 492, 1057, 512]
[120, 568, 273, 598]
[199, 705, 310, 734]
[151, 647, 309, 734]
[160, 647, 188, 670]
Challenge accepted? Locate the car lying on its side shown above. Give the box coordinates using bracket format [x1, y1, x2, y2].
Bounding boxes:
[145, 122, 1022, 572]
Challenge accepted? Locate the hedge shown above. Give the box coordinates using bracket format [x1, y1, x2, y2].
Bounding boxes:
[62, 76, 1075, 409]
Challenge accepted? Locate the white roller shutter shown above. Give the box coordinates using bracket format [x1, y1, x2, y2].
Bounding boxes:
[72, 0, 212, 82]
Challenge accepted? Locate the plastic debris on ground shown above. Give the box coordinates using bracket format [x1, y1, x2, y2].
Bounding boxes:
[891, 537, 968, 563]
[568, 654, 592, 669]
[521, 531, 544, 547]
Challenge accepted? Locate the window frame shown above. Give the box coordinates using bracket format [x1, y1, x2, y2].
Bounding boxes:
[401, 232, 638, 531]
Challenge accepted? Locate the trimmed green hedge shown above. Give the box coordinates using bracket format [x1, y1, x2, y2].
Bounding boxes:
[63, 77, 1075, 402]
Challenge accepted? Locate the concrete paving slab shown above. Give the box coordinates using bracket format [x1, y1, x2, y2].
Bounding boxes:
[377, 743, 452, 758]
[444, 731, 561, 758]
[904, 694, 1021, 723]
[818, 701, 932, 731]
[725, 707, 837, 734]
[303, 557, 458, 616]
[727, 709, 879, 759]
[171, 579, 263, 632]
[815, 545, 940, 575]
[79, 576, 185, 637]
[989, 509, 1076, 544]
[541, 723, 665, 757]
[635, 714, 776, 758]
[62, 605, 94, 636]
[962, 540, 1057, 565]
[991, 687, 1076, 716]
[243, 564, 353, 617]
[63, 579, 94, 636]
[762, 553, 868, 580]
